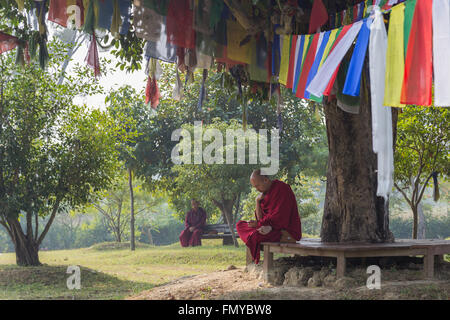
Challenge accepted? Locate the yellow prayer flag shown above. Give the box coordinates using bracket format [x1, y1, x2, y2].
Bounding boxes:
[384, 3, 406, 108]
[279, 35, 291, 85]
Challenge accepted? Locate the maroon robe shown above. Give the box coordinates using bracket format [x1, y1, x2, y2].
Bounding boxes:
[179, 207, 207, 247]
[236, 180, 302, 263]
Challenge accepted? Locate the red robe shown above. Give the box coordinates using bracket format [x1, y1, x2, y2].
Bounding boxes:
[179, 207, 207, 247]
[236, 180, 302, 263]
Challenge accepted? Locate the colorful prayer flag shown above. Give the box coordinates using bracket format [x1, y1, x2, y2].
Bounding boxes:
[383, 3, 405, 107]
[401, 0, 433, 106]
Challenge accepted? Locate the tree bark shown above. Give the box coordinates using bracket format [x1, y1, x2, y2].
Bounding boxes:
[128, 167, 135, 251]
[417, 202, 426, 239]
[8, 218, 41, 266]
[320, 74, 395, 243]
[214, 199, 239, 247]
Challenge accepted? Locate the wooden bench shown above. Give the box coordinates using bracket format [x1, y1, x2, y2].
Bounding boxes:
[201, 224, 239, 245]
[250, 238, 450, 282]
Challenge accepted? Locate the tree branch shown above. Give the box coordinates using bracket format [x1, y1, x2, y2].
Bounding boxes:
[37, 197, 61, 245]
[394, 183, 412, 208]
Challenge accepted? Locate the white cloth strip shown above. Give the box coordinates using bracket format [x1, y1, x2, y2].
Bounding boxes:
[433, 0, 450, 106]
[369, 7, 394, 200]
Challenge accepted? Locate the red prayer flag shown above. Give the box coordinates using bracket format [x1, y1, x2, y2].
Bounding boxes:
[85, 33, 100, 78]
[48, 0, 68, 27]
[295, 33, 320, 99]
[309, 0, 328, 34]
[401, 0, 433, 106]
[286, 35, 297, 89]
[0, 32, 19, 54]
[166, 0, 195, 49]
[145, 76, 160, 109]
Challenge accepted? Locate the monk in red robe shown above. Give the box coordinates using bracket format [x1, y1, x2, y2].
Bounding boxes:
[179, 199, 207, 247]
[236, 170, 302, 264]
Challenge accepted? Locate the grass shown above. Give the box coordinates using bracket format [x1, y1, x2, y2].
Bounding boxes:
[0, 239, 247, 300]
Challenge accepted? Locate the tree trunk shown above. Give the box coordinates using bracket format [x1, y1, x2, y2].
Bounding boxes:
[215, 199, 239, 248]
[8, 219, 41, 266]
[14, 238, 40, 266]
[417, 202, 426, 239]
[146, 227, 154, 245]
[128, 167, 135, 251]
[412, 205, 418, 239]
[321, 74, 395, 243]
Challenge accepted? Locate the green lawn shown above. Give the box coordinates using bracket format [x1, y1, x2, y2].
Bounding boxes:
[0, 239, 247, 300]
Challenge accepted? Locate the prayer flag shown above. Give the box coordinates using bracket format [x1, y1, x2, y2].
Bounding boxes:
[309, 0, 328, 33]
[278, 35, 291, 85]
[432, 0, 450, 106]
[369, 7, 393, 200]
[306, 22, 362, 98]
[401, 0, 433, 106]
[383, 3, 405, 107]
[343, 17, 372, 97]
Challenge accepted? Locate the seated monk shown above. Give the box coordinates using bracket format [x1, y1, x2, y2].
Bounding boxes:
[179, 199, 207, 247]
[236, 170, 302, 264]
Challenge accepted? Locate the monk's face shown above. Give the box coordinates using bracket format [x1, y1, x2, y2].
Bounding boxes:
[250, 176, 271, 193]
[191, 200, 199, 210]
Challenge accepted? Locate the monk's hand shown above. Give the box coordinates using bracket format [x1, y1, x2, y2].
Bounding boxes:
[247, 220, 258, 228]
[257, 225, 272, 235]
[189, 227, 195, 232]
[256, 193, 265, 203]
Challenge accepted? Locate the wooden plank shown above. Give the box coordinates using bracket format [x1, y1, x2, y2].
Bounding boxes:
[263, 245, 274, 283]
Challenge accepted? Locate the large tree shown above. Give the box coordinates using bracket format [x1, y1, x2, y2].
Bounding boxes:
[1, 0, 407, 245]
[0, 42, 126, 266]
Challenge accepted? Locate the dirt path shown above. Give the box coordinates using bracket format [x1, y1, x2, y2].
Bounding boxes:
[127, 266, 449, 300]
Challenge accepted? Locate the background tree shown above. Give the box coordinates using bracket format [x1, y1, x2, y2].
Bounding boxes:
[393, 106, 449, 239]
[0, 41, 127, 266]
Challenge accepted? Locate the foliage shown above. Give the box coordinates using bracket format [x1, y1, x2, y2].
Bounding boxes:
[394, 106, 449, 238]
[0, 39, 130, 265]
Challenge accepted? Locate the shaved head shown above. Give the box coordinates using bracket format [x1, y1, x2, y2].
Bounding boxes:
[250, 169, 272, 193]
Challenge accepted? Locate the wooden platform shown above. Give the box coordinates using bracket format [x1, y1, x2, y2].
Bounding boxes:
[253, 238, 450, 281]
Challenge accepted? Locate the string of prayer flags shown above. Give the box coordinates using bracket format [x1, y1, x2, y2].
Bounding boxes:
[432, 0, 450, 107]
[292, 35, 306, 94]
[321, 24, 353, 97]
[343, 17, 372, 97]
[306, 22, 362, 99]
[285, 35, 297, 89]
[383, 3, 405, 107]
[400, 0, 433, 106]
